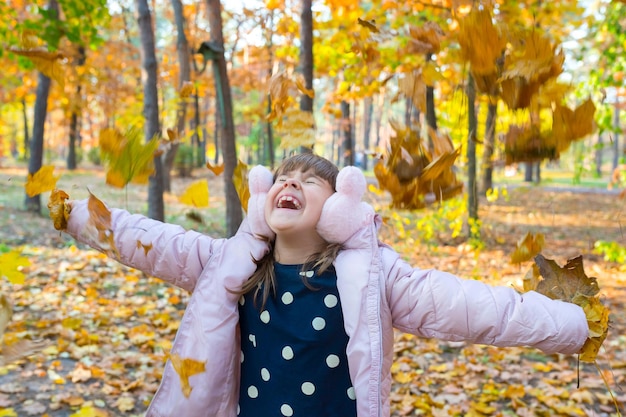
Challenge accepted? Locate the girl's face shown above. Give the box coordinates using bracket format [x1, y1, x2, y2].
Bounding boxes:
[264, 168, 335, 238]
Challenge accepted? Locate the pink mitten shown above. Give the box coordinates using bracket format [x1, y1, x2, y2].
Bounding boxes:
[317, 166, 374, 244]
[247, 165, 275, 239]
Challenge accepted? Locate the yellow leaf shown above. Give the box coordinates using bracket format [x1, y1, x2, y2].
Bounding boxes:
[510, 232, 545, 264]
[69, 405, 109, 417]
[0, 409, 17, 417]
[47, 189, 71, 230]
[179, 179, 209, 207]
[276, 108, 316, 150]
[25, 165, 60, 197]
[10, 48, 65, 88]
[0, 249, 30, 285]
[552, 99, 596, 152]
[169, 353, 206, 398]
[233, 160, 250, 212]
[457, 9, 506, 75]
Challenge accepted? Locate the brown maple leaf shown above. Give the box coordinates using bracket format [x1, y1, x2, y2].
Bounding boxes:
[524, 255, 608, 362]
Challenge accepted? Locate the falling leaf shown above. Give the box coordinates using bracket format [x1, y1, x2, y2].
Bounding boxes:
[233, 160, 250, 212]
[179, 81, 194, 98]
[179, 179, 209, 207]
[98, 127, 159, 188]
[407, 21, 444, 55]
[1, 338, 50, 367]
[0, 249, 30, 285]
[25, 165, 60, 197]
[523, 255, 609, 362]
[276, 108, 316, 150]
[373, 122, 463, 210]
[552, 99, 596, 152]
[457, 9, 506, 75]
[10, 48, 65, 88]
[510, 232, 545, 264]
[206, 162, 225, 176]
[166, 128, 178, 141]
[357, 17, 379, 32]
[168, 353, 206, 398]
[87, 191, 119, 258]
[47, 189, 71, 231]
[397, 72, 427, 113]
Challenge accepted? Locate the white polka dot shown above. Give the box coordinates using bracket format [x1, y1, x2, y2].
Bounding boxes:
[239, 296, 245, 306]
[280, 404, 294, 416]
[281, 292, 294, 305]
[249, 334, 256, 347]
[261, 368, 270, 381]
[326, 354, 340, 368]
[324, 294, 338, 308]
[312, 317, 326, 330]
[282, 346, 294, 360]
[260, 310, 270, 323]
[301, 381, 315, 395]
[347, 386, 356, 400]
[240, 351, 244, 363]
[248, 385, 258, 398]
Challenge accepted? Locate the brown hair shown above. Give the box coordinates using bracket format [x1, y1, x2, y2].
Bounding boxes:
[237, 153, 341, 310]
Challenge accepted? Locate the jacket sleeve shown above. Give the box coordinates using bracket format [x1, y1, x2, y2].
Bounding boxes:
[383, 249, 588, 355]
[65, 199, 224, 292]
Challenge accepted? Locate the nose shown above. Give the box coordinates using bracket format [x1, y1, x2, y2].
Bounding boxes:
[282, 178, 301, 189]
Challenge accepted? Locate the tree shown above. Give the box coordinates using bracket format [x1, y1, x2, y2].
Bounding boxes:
[205, 0, 242, 236]
[164, 0, 192, 192]
[299, 0, 313, 154]
[136, 0, 164, 221]
[24, 0, 59, 214]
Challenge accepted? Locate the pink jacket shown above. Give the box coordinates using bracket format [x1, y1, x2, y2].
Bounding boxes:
[65, 166, 588, 417]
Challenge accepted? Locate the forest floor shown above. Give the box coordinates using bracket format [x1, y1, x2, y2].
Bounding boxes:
[0, 165, 625, 417]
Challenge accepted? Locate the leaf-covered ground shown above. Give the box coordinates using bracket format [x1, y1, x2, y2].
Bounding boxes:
[0, 166, 625, 416]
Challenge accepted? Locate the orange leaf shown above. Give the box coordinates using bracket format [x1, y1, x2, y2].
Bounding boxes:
[47, 189, 71, 230]
[169, 353, 206, 398]
[136, 240, 153, 256]
[87, 191, 119, 258]
[206, 162, 225, 176]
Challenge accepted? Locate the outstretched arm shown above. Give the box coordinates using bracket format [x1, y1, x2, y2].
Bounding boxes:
[384, 251, 588, 355]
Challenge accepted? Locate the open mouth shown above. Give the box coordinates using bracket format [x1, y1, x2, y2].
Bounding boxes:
[277, 195, 302, 210]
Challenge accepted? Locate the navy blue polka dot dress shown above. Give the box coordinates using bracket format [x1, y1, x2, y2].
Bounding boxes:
[238, 263, 356, 417]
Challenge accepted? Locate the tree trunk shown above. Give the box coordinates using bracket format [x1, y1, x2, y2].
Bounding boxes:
[340, 100, 353, 166]
[164, 0, 191, 192]
[67, 45, 86, 170]
[613, 103, 620, 171]
[481, 101, 497, 194]
[136, 0, 164, 221]
[595, 133, 603, 177]
[362, 96, 373, 170]
[298, 0, 313, 154]
[265, 11, 275, 169]
[205, 0, 242, 236]
[21, 98, 30, 160]
[24, 0, 58, 213]
[25, 72, 52, 213]
[466, 73, 478, 237]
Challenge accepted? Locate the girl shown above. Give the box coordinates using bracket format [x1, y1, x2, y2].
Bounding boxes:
[60, 153, 588, 417]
